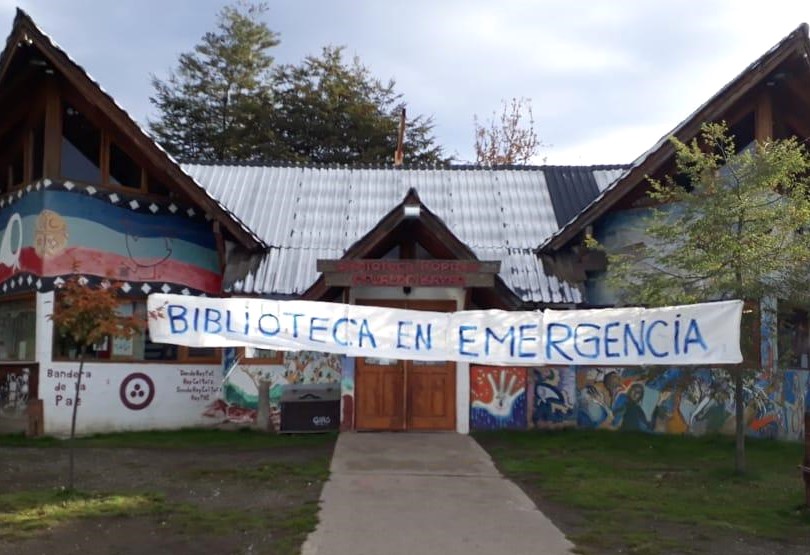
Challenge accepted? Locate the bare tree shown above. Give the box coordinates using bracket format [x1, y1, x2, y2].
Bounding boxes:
[474, 97, 544, 166]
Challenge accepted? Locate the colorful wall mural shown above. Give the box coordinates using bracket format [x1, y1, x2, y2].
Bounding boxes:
[575, 366, 809, 440]
[0, 183, 221, 294]
[470, 366, 527, 430]
[214, 349, 343, 429]
[0, 365, 36, 433]
[530, 367, 576, 429]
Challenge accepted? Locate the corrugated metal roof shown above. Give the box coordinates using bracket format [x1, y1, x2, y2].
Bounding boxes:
[184, 164, 624, 305]
[544, 165, 628, 227]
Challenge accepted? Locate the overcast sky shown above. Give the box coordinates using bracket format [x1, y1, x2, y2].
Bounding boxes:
[2, 0, 810, 165]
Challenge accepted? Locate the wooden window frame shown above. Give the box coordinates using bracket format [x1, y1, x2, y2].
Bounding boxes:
[56, 89, 179, 202]
[0, 292, 38, 363]
[0, 108, 46, 194]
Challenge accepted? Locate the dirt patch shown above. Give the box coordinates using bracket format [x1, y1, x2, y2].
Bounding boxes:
[0, 438, 335, 555]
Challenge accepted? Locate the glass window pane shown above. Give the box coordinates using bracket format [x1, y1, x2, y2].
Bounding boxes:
[245, 347, 280, 361]
[61, 104, 101, 183]
[109, 142, 141, 188]
[364, 357, 399, 366]
[0, 297, 36, 361]
[187, 347, 218, 360]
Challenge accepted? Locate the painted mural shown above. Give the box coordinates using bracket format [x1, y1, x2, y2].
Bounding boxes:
[0, 183, 221, 293]
[470, 366, 527, 430]
[213, 349, 343, 429]
[530, 367, 576, 428]
[0, 365, 35, 433]
[575, 367, 809, 440]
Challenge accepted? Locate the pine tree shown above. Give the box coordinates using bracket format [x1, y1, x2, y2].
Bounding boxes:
[267, 46, 447, 165]
[602, 122, 810, 474]
[149, 2, 279, 161]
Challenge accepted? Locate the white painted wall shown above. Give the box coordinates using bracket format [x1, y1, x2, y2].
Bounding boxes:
[37, 292, 222, 436]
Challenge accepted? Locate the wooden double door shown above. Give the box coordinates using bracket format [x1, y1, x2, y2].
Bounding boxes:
[355, 300, 456, 431]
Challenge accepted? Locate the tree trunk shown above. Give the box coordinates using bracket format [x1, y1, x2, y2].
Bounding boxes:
[733, 369, 745, 475]
[68, 347, 85, 491]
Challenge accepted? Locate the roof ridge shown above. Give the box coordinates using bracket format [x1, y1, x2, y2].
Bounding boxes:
[180, 160, 629, 171]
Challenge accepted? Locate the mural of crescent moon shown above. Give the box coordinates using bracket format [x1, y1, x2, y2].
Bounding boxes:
[0, 213, 22, 269]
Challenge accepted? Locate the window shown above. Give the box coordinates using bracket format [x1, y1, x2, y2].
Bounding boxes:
[778, 304, 809, 369]
[239, 347, 283, 365]
[109, 142, 141, 189]
[0, 117, 40, 193]
[61, 104, 101, 183]
[0, 295, 36, 361]
[52, 298, 220, 364]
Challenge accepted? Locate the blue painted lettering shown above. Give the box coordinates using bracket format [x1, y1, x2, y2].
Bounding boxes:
[546, 323, 573, 361]
[309, 317, 328, 343]
[484, 326, 515, 357]
[358, 319, 377, 348]
[518, 324, 538, 358]
[574, 323, 600, 359]
[459, 325, 479, 357]
[646, 320, 669, 358]
[684, 318, 708, 353]
[283, 312, 305, 338]
[415, 323, 432, 351]
[168, 305, 188, 334]
[397, 320, 413, 350]
[332, 317, 355, 347]
[604, 321, 620, 358]
[258, 313, 280, 336]
[204, 308, 222, 334]
[623, 321, 645, 357]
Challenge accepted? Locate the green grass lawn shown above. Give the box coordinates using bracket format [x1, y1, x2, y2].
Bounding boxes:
[475, 429, 810, 554]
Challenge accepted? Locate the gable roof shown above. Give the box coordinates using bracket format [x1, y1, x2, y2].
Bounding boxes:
[0, 9, 264, 250]
[538, 22, 810, 254]
[184, 163, 625, 305]
[303, 187, 521, 308]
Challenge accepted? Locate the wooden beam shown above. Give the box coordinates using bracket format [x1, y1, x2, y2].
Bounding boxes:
[755, 90, 774, 142]
[42, 78, 61, 177]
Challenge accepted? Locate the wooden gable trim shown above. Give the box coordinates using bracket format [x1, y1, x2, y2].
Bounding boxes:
[540, 23, 810, 254]
[1, 9, 262, 250]
[302, 188, 521, 309]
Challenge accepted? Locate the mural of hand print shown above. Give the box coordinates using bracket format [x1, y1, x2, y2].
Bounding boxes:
[473, 370, 523, 417]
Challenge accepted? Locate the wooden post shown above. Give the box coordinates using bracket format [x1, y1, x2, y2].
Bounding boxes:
[42, 80, 61, 178]
[256, 379, 272, 432]
[755, 91, 773, 143]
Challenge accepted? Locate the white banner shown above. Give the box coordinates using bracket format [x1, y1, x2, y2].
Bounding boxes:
[147, 295, 743, 366]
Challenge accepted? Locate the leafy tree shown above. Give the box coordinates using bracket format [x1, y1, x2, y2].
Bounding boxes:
[49, 277, 142, 490]
[149, 2, 279, 161]
[601, 122, 810, 474]
[474, 97, 543, 166]
[267, 46, 447, 165]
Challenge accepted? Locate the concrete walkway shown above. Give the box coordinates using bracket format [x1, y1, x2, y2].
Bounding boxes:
[301, 433, 574, 555]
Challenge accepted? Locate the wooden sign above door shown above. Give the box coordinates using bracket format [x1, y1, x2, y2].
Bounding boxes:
[316, 259, 501, 288]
